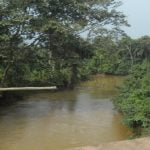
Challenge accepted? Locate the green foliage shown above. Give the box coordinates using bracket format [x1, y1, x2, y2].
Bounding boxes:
[82, 36, 130, 75]
[83, 35, 150, 76]
[0, 0, 127, 88]
[115, 62, 150, 135]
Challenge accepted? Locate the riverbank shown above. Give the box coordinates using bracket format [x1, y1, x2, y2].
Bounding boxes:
[72, 138, 150, 150]
[114, 62, 150, 136]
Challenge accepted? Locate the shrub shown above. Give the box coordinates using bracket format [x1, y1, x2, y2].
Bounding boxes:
[115, 62, 150, 135]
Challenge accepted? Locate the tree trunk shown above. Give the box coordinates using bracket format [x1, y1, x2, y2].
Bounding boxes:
[126, 45, 134, 69]
[47, 30, 55, 73]
[1, 63, 11, 87]
[69, 63, 78, 89]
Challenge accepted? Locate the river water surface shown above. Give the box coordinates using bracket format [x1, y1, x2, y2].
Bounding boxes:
[0, 75, 132, 150]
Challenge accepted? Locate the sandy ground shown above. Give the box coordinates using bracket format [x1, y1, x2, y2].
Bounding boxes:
[71, 138, 150, 150]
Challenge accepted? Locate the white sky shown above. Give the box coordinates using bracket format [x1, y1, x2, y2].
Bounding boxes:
[120, 0, 150, 38]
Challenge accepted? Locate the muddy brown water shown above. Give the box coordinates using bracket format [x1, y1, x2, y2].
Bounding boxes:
[0, 75, 132, 150]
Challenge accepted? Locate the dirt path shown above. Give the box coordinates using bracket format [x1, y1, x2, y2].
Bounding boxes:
[72, 138, 150, 150]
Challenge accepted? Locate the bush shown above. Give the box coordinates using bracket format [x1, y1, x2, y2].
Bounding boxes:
[115, 62, 150, 135]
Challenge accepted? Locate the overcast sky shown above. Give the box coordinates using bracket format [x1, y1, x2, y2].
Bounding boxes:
[120, 0, 150, 38]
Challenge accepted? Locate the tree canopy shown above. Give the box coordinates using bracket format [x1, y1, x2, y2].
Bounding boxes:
[0, 0, 128, 87]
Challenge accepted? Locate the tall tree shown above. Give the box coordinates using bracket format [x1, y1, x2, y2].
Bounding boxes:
[0, 2, 28, 86]
[0, 0, 128, 87]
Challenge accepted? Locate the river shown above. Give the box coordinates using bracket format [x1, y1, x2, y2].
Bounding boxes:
[0, 75, 132, 150]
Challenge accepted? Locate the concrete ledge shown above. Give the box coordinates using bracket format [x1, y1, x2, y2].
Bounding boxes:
[72, 138, 150, 150]
[0, 86, 57, 91]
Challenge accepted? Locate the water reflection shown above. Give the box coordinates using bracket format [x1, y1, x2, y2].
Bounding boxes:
[0, 75, 131, 150]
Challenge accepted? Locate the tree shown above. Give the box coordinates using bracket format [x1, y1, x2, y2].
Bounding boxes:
[26, 0, 128, 87]
[0, 0, 128, 87]
[136, 36, 150, 62]
[118, 36, 150, 70]
[0, 2, 28, 86]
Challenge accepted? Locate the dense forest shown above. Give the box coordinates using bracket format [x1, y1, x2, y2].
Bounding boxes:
[0, 0, 150, 136]
[0, 0, 128, 88]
